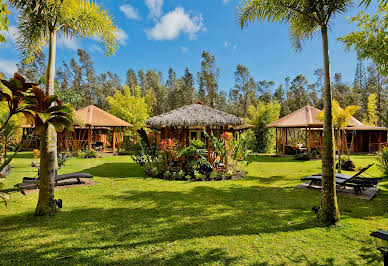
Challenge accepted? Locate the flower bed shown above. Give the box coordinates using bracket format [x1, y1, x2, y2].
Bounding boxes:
[132, 131, 250, 182]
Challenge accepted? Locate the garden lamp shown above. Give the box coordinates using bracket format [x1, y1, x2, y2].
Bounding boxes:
[370, 230, 388, 265]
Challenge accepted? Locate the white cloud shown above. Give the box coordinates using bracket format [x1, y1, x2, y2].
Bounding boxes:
[0, 59, 17, 77]
[120, 4, 140, 20]
[224, 41, 229, 47]
[145, 0, 163, 18]
[233, 45, 237, 50]
[222, 0, 231, 3]
[90, 44, 104, 53]
[117, 28, 129, 45]
[57, 35, 79, 50]
[1, 25, 18, 44]
[180, 46, 188, 53]
[147, 7, 205, 41]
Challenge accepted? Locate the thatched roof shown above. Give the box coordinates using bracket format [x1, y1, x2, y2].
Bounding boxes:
[267, 105, 364, 128]
[75, 105, 132, 127]
[146, 103, 251, 129]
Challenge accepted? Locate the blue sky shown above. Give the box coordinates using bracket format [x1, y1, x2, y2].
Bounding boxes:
[0, 0, 371, 93]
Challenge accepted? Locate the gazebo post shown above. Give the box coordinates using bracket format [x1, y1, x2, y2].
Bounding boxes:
[88, 126, 92, 150]
[307, 127, 311, 153]
[378, 131, 382, 151]
[112, 127, 116, 153]
[282, 128, 286, 155]
[206, 126, 211, 162]
[368, 132, 371, 152]
[185, 127, 189, 147]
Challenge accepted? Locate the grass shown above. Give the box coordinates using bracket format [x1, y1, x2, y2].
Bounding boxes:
[0, 152, 387, 265]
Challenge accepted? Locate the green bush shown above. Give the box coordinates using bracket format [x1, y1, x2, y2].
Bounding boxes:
[164, 170, 171, 180]
[294, 152, 311, 161]
[377, 147, 388, 177]
[189, 139, 205, 149]
[78, 149, 97, 159]
[209, 171, 218, 181]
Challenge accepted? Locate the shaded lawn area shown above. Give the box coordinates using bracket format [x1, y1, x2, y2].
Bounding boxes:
[0, 153, 387, 265]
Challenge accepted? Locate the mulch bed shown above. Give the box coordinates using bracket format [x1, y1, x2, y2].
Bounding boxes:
[296, 182, 380, 201]
[18, 178, 99, 195]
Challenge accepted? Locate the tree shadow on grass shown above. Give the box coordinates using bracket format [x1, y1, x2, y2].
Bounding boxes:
[0, 185, 320, 264]
[0, 184, 385, 264]
[80, 163, 146, 178]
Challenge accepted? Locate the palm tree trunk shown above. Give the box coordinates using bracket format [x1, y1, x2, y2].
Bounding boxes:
[337, 129, 342, 173]
[35, 30, 58, 216]
[319, 25, 340, 226]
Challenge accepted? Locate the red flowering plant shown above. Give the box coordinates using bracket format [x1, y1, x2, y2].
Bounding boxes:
[159, 139, 179, 170]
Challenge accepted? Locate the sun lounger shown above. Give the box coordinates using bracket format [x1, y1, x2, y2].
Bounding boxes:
[18, 172, 93, 189]
[301, 164, 383, 194]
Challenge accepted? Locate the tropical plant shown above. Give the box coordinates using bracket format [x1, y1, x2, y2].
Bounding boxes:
[9, 0, 118, 216]
[237, 0, 354, 225]
[0, 115, 19, 160]
[21, 84, 73, 216]
[377, 147, 388, 177]
[0, 74, 51, 206]
[317, 100, 360, 173]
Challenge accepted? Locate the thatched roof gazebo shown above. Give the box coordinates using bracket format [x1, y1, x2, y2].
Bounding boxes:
[145, 103, 252, 162]
[267, 105, 387, 154]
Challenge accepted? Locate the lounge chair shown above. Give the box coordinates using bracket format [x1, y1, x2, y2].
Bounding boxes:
[18, 172, 93, 190]
[301, 164, 383, 194]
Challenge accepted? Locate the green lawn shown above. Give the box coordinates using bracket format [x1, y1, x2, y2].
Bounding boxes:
[0, 153, 387, 265]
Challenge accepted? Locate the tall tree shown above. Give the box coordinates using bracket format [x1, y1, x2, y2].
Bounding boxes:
[181, 67, 196, 106]
[197, 51, 220, 107]
[238, 0, 353, 225]
[107, 85, 152, 130]
[232, 64, 257, 116]
[339, 2, 388, 75]
[166, 67, 180, 110]
[11, 0, 118, 216]
[145, 69, 166, 115]
[126, 69, 138, 95]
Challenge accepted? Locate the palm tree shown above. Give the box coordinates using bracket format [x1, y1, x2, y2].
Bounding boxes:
[0, 115, 19, 160]
[9, 0, 118, 216]
[237, 0, 353, 225]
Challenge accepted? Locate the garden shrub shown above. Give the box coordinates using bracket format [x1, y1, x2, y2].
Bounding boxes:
[78, 149, 98, 159]
[377, 147, 388, 177]
[189, 139, 205, 149]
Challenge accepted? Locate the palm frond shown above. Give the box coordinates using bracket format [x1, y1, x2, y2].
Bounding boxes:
[16, 14, 49, 63]
[59, 0, 118, 56]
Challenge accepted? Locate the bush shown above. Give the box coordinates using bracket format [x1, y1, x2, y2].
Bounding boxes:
[377, 147, 388, 177]
[57, 152, 70, 169]
[295, 152, 311, 161]
[189, 139, 205, 149]
[164, 170, 171, 180]
[78, 149, 97, 159]
[194, 171, 205, 181]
